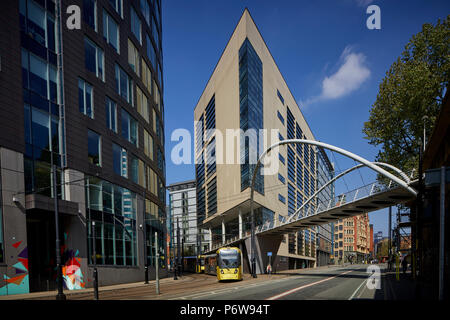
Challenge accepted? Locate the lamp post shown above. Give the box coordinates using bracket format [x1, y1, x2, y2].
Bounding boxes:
[91, 220, 99, 300]
[173, 216, 177, 280]
[52, 164, 66, 300]
[177, 217, 181, 277]
[155, 231, 160, 295]
[142, 192, 149, 284]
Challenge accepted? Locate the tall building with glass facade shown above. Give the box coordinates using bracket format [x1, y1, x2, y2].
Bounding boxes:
[194, 9, 334, 272]
[0, 0, 165, 295]
[168, 180, 210, 265]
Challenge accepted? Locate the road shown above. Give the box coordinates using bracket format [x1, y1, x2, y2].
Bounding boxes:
[172, 264, 379, 300]
[20, 264, 382, 300]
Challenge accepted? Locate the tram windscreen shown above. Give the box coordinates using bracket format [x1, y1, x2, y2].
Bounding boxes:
[217, 249, 241, 268]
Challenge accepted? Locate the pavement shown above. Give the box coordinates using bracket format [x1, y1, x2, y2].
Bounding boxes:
[0, 273, 192, 300]
[376, 265, 434, 300]
[0, 263, 433, 300]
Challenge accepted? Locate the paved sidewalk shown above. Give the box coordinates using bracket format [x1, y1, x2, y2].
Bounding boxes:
[0, 273, 192, 300]
[376, 266, 434, 300]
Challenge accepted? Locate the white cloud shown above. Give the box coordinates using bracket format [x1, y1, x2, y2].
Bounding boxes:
[300, 46, 370, 107]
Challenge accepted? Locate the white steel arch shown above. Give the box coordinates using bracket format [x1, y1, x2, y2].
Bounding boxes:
[285, 162, 411, 224]
[248, 139, 418, 277]
[250, 139, 417, 198]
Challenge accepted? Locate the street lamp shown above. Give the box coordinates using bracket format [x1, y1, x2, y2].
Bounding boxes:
[91, 220, 99, 300]
[52, 164, 66, 300]
[141, 191, 149, 284]
[139, 223, 149, 284]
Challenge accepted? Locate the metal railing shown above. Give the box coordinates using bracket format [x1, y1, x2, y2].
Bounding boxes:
[255, 168, 418, 234]
[207, 169, 417, 250]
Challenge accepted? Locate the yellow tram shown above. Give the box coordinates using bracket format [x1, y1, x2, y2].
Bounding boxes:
[202, 247, 242, 281]
[182, 247, 243, 281]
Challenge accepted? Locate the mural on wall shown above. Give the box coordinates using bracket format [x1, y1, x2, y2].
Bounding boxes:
[0, 240, 29, 296]
[61, 233, 85, 290]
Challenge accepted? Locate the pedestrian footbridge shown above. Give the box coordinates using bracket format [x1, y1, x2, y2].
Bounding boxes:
[203, 139, 419, 275]
[207, 173, 417, 253]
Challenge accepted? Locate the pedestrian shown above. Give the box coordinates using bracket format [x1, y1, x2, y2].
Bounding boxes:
[402, 257, 407, 274]
[266, 263, 272, 274]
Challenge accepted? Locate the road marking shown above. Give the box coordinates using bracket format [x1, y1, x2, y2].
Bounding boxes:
[265, 269, 354, 300]
[169, 276, 300, 300]
[348, 278, 367, 300]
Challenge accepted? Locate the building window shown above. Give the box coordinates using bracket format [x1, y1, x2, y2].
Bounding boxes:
[130, 6, 142, 44]
[136, 86, 149, 123]
[129, 154, 138, 184]
[278, 173, 286, 184]
[108, 0, 123, 17]
[279, 153, 285, 165]
[103, 10, 119, 53]
[207, 177, 217, 215]
[278, 194, 286, 204]
[115, 64, 133, 105]
[239, 38, 264, 195]
[83, 0, 97, 31]
[78, 78, 94, 118]
[88, 129, 101, 166]
[140, 0, 150, 26]
[19, 0, 56, 50]
[112, 143, 127, 177]
[21, 49, 59, 102]
[287, 147, 295, 183]
[287, 107, 295, 139]
[86, 176, 137, 266]
[277, 89, 284, 105]
[152, 17, 160, 53]
[146, 34, 157, 71]
[121, 109, 138, 146]
[277, 111, 284, 125]
[105, 96, 117, 132]
[143, 129, 154, 160]
[128, 39, 140, 75]
[85, 37, 104, 80]
[141, 58, 152, 93]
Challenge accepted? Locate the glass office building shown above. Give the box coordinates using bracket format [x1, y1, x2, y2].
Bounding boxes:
[193, 9, 334, 272]
[0, 0, 165, 295]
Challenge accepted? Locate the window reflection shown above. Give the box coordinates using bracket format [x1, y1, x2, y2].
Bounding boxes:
[86, 177, 138, 266]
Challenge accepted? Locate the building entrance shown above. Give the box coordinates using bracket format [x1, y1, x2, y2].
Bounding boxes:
[26, 211, 65, 292]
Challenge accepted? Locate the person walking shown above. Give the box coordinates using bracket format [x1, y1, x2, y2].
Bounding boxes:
[402, 257, 408, 274]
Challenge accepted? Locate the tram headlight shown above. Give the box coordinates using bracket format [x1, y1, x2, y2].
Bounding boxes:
[234, 269, 238, 274]
[221, 270, 224, 274]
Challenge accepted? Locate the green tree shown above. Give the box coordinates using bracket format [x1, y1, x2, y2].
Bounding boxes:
[376, 239, 389, 261]
[363, 16, 449, 174]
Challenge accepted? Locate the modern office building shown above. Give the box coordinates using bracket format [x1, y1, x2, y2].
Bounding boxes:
[193, 9, 334, 272]
[0, 0, 165, 295]
[168, 180, 210, 263]
[333, 213, 371, 264]
[369, 223, 374, 258]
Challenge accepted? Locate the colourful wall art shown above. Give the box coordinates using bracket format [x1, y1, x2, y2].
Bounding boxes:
[0, 240, 29, 295]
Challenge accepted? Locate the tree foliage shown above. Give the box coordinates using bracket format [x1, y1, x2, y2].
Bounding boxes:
[363, 16, 450, 174]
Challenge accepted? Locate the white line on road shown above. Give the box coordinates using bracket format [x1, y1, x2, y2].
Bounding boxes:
[265, 269, 354, 300]
[348, 278, 367, 300]
[169, 276, 303, 300]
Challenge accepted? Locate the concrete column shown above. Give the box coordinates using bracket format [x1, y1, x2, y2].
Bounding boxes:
[0, 148, 27, 295]
[209, 228, 212, 251]
[222, 220, 226, 244]
[238, 208, 243, 239]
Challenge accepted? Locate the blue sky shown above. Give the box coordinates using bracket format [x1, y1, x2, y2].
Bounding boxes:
[161, 0, 449, 236]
